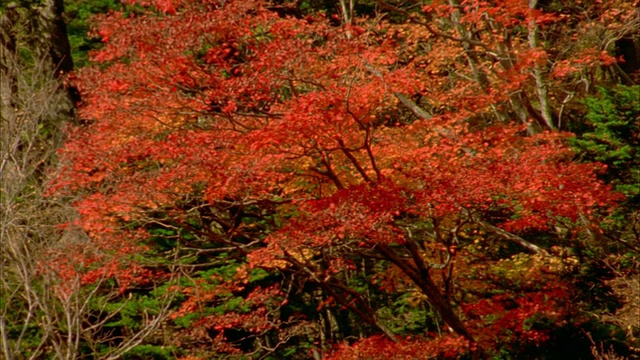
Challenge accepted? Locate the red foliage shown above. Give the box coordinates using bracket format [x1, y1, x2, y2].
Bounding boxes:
[463, 284, 571, 349]
[45, 0, 635, 356]
[326, 334, 471, 360]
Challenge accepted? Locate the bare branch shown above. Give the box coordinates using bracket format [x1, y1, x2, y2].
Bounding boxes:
[480, 221, 548, 256]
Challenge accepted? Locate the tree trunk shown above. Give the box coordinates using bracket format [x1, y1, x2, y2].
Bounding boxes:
[1, 3, 19, 124]
[42, 0, 74, 75]
[377, 243, 484, 356]
[1, 0, 76, 117]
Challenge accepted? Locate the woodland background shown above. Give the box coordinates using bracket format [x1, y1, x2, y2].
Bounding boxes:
[1, 0, 639, 359]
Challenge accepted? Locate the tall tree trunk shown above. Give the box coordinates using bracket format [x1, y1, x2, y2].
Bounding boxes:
[42, 0, 74, 75]
[1, 0, 76, 121]
[528, 0, 555, 130]
[1, 3, 19, 124]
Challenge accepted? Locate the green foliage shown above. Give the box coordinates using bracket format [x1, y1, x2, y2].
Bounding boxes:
[573, 85, 640, 207]
[388, 292, 433, 334]
[171, 262, 250, 328]
[64, 0, 146, 68]
[122, 344, 176, 360]
[0, 296, 46, 358]
[64, 0, 121, 67]
[104, 295, 162, 330]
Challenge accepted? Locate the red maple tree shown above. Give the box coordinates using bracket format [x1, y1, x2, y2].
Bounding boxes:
[48, 0, 636, 357]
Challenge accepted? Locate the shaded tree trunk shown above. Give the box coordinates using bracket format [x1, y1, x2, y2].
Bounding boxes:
[1, 0, 75, 124]
[43, 0, 74, 75]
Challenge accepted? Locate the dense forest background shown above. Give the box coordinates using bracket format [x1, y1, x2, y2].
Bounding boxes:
[1, 0, 639, 359]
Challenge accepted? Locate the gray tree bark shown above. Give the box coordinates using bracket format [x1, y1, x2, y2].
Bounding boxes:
[1, 0, 75, 126]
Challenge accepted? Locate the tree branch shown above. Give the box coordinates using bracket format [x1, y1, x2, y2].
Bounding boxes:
[480, 221, 548, 256]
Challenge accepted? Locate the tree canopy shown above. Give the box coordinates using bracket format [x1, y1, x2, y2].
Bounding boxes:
[3, 0, 639, 358]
